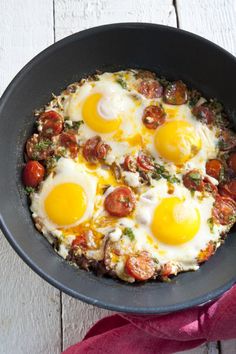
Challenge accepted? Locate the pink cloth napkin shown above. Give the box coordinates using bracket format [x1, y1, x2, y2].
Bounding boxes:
[63, 284, 236, 354]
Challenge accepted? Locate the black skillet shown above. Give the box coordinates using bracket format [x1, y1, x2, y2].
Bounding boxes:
[1, 23, 236, 314]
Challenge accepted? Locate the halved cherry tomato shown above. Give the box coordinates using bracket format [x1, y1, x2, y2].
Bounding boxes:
[192, 106, 215, 125]
[142, 105, 166, 129]
[22, 160, 45, 187]
[83, 136, 110, 163]
[125, 252, 155, 281]
[137, 154, 154, 171]
[212, 195, 236, 225]
[123, 155, 137, 172]
[72, 233, 87, 250]
[203, 177, 218, 195]
[206, 159, 223, 180]
[197, 242, 216, 264]
[160, 263, 173, 277]
[183, 170, 204, 192]
[104, 186, 135, 217]
[163, 81, 188, 105]
[59, 132, 78, 158]
[38, 110, 63, 138]
[227, 152, 236, 173]
[138, 79, 163, 99]
[219, 180, 236, 200]
[26, 134, 53, 160]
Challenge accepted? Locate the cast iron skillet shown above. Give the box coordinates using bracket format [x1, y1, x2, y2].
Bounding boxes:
[1, 23, 236, 314]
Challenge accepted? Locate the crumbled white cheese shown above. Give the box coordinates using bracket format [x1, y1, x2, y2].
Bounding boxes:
[122, 171, 141, 188]
[105, 152, 116, 165]
[109, 228, 122, 242]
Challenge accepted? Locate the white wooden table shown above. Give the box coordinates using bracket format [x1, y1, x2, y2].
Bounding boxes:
[1, 1, 236, 353]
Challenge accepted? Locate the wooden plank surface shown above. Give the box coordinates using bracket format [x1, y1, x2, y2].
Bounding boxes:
[0, 1, 61, 354]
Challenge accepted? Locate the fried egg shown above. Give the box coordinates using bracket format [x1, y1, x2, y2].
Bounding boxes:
[31, 158, 97, 234]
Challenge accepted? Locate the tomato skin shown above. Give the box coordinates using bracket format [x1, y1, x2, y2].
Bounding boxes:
[137, 154, 154, 171]
[104, 186, 135, 217]
[138, 79, 163, 99]
[59, 132, 79, 158]
[206, 159, 223, 180]
[227, 152, 236, 173]
[183, 170, 204, 192]
[163, 81, 188, 105]
[212, 195, 236, 225]
[142, 105, 166, 129]
[160, 263, 173, 277]
[22, 160, 45, 187]
[38, 110, 63, 138]
[192, 106, 215, 125]
[219, 180, 236, 200]
[72, 233, 87, 250]
[123, 155, 137, 172]
[83, 136, 110, 163]
[125, 252, 155, 281]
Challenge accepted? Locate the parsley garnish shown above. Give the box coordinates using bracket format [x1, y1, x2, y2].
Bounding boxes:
[152, 163, 180, 183]
[35, 139, 52, 151]
[123, 227, 135, 241]
[188, 172, 201, 186]
[64, 120, 84, 131]
[207, 217, 214, 233]
[25, 186, 35, 195]
[116, 77, 127, 89]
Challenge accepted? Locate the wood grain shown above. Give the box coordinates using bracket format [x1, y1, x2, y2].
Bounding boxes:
[0, 1, 61, 353]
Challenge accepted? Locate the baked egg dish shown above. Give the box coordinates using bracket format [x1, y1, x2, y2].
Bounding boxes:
[22, 70, 236, 282]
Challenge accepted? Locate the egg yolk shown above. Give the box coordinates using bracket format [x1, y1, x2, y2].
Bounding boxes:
[44, 183, 87, 226]
[154, 120, 201, 164]
[151, 197, 200, 245]
[82, 93, 121, 133]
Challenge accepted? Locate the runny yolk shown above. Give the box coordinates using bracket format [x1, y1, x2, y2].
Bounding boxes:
[82, 93, 121, 133]
[44, 183, 87, 226]
[154, 120, 201, 164]
[151, 197, 200, 245]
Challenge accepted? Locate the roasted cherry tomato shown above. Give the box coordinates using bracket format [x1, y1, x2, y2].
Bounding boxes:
[212, 195, 236, 225]
[206, 159, 223, 180]
[22, 160, 45, 187]
[72, 233, 87, 250]
[138, 79, 163, 99]
[163, 81, 188, 105]
[125, 252, 155, 281]
[26, 134, 53, 160]
[137, 154, 154, 171]
[104, 186, 135, 217]
[142, 105, 166, 129]
[192, 106, 215, 125]
[59, 132, 79, 158]
[219, 180, 236, 200]
[123, 155, 137, 172]
[160, 263, 173, 277]
[203, 177, 218, 195]
[183, 170, 204, 192]
[227, 152, 236, 173]
[197, 242, 216, 264]
[38, 110, 63, 138]
[83, 136, 110, 163]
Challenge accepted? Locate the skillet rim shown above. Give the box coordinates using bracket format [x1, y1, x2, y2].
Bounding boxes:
[0, 22, 236, 314]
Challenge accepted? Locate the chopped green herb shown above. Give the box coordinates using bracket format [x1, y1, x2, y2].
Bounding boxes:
[188, 89, 201, 107]
[152, 163, 180, 183]
[219, 167, 225, 183]
[207, 217, 214, 233]
[190, 189, 195, 197]
[153, 257, 159, 264]
[116, 77, 127, 89]
[25, 186, 35, 195]
[188, 172, 201, 186]
[64, 120, 84, 131]
[35, 139, 52, 151]
[123, 227, 135, 241]
[158, 76, 170, 88]
[228, 215, 236, 224]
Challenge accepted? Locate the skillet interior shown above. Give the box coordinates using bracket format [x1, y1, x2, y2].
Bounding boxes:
[0, 23, 236, 314]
